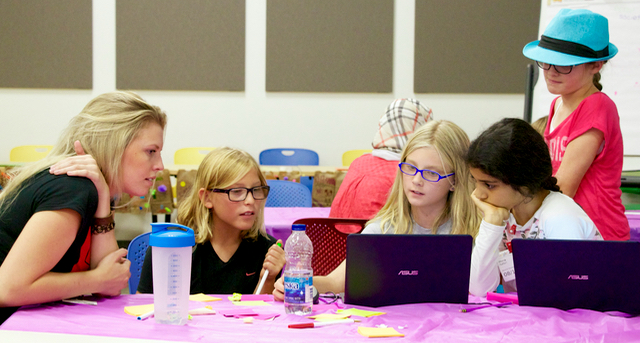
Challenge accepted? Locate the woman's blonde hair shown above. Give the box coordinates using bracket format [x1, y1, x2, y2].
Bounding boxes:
[370, 120, 480, 237]
[178, 147, 268, 244]
[0, 91, 167, 208]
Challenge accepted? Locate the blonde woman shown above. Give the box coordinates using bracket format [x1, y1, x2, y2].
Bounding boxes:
[273, 120, 480, 299]
[137, 147, 285, 295]
[0, 91, 167, 324]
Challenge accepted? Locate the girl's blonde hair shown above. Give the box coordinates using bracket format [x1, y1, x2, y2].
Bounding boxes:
[0, 91, 167, 208]
[370, 120, 480, 237]
[531, 116, 549, 137]
[178, 147, 268, 244]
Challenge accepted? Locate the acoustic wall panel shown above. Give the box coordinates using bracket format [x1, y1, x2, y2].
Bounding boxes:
[0, 0, 92, 89]
[116, 0, 245, 91]
[414, 0, 540, 94]
[266, 0, 394, 93]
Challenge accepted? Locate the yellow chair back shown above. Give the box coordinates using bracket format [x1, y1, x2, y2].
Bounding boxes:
[10, 145, 54, 162]
[342, 149, 372, 166]
[174, 147, 216, 165]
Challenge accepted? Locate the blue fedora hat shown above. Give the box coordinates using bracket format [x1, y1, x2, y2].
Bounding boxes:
[523, 9, 617, 66]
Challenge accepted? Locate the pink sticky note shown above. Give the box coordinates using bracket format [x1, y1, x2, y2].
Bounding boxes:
[235, 313, 260, 318]
[219, 309, 258, 317]
[241, 294, 274, 302]
[253, 313, 280, 321]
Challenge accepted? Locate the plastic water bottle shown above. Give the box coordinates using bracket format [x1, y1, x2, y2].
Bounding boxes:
[284, 224, 314, 315]
[149, 223, 195, 325]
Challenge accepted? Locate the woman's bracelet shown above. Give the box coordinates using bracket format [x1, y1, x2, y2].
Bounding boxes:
[92, 211, 115, 234]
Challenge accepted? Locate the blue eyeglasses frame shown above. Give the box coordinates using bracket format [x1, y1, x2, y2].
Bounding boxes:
[398, 162, 454, 182]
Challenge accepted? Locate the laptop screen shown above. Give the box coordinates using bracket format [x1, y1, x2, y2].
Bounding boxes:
[345, 234, 472, 307]
[512, 239, 640, 315]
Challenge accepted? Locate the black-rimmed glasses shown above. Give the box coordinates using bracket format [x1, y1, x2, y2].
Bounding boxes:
[211, 186, 270, 202]
[399, 162, 454, 182]
[536, 61, 573, 74]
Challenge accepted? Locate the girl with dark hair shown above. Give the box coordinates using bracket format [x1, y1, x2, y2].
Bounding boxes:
[467, 118, 601, 296]
[523, 9, 628, 240]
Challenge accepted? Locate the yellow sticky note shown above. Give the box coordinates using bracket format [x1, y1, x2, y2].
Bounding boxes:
[357, 327, 405, 338]
[189, 293, 222, 302]
[228, 293, 243, 302]
[232, 301, 270, 306]
[124, 304, 154, 316]
[306, 313, 351, 321]
[337, 308, 385, 317]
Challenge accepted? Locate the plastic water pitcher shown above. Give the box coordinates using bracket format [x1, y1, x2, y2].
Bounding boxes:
[149, 223, 195, 325]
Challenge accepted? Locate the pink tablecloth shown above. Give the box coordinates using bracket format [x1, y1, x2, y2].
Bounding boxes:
[264, 207, 331, 244]
[2, 294, 640, 342]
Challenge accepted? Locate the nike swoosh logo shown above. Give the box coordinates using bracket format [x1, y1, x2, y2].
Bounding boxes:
[246, 272, 256, 276]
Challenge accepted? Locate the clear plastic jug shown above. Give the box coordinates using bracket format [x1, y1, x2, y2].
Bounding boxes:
[149, 223, 195, 325]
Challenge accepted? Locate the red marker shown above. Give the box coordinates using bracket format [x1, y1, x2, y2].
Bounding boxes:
[288, 319, 354, 329]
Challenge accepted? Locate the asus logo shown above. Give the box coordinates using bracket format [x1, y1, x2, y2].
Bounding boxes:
[568, 275, 588, 280]
[398, 270, 418, 276]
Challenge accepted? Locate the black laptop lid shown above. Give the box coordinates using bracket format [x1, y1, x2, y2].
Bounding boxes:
[344, 234, 472, 307]
[512, 239, 640, 315]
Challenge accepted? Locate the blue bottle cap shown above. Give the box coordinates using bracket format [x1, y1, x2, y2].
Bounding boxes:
[292, 224, 306, 231]
[149, 223, 195, 247]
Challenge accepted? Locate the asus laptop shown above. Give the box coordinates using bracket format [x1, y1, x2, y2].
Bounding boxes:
[512, 239, 640, 315]
[344, 234, 473, 307]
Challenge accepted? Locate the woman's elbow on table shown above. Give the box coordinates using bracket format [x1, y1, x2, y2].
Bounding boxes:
[0, 278, 29, 307]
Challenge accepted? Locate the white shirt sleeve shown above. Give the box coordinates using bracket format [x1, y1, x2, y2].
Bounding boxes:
[541, 215, 599, 240]
[469, 220, 505, 296]
[535, 192, 601, 240]
[361, 221, 383, 234]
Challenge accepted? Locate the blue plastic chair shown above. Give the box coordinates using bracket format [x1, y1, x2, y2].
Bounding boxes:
[259, 148, 319, 166]
[127, 232, 151, 294]
[299, 176, 314, 195]
[265, 180, 312, 207]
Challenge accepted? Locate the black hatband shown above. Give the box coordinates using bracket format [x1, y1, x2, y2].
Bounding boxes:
[538, 35, 609, 58]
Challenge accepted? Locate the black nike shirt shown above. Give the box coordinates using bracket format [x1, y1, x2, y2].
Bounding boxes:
[137, 233, 279, 294]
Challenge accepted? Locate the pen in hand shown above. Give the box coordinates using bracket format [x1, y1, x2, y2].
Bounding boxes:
[255, 241, 283, 295]
[255, 270, 269, 295]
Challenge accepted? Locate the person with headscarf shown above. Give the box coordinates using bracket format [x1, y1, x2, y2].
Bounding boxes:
[329, 98, 433, 219]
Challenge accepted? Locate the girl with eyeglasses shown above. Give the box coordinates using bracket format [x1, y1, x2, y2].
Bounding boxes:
[467, 118, 601, 296]
[330, 98, 433, 220]
[137, 147, 285, 295]
[272, 120, 480, 300]
[523, 9, 628, 241]
[362, 120, 478, 237]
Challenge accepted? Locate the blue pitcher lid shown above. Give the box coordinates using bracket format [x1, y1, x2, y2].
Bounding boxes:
[292, 224, 306, 231]
[149, 223, 195, 247]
